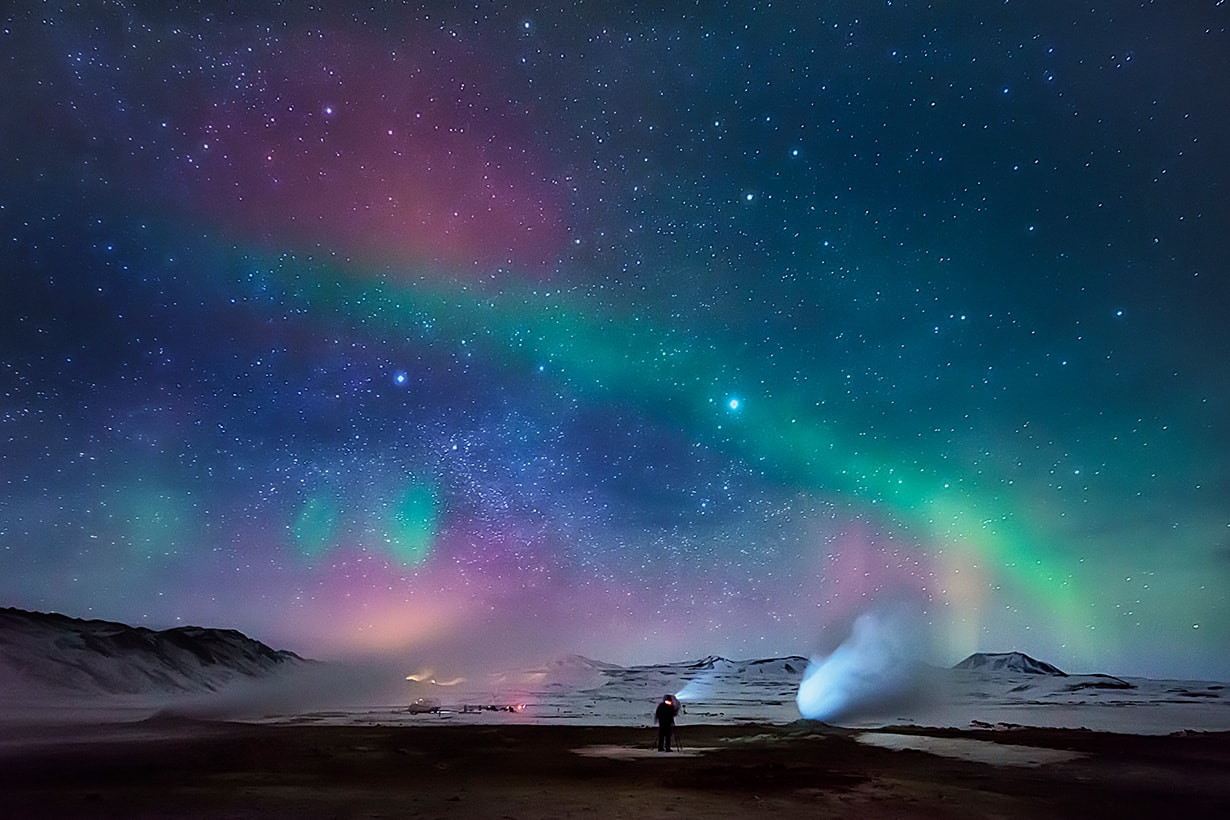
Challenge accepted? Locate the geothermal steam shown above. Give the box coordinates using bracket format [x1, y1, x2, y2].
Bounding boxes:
[796, 610, 923, 722]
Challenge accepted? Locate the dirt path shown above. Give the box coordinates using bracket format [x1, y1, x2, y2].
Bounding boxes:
[1, 719, 1227, 818]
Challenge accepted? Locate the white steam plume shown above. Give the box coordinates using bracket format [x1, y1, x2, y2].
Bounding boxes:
[796, 610, 924, 722]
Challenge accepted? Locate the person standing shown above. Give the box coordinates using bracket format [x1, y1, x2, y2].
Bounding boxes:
[654, 694, 680, 752]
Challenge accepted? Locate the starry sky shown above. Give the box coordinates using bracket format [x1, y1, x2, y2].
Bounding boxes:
[3, 1, 1229, 680]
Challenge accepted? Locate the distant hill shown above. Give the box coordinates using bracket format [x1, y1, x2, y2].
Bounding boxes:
[535, 654, 625, 674]
[953, 651, 1067, 676]
[646, 655, 809, 674]
[0, 607, 306, 698]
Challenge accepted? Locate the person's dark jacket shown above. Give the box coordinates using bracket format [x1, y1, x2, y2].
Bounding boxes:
[654, 699, 679, 726]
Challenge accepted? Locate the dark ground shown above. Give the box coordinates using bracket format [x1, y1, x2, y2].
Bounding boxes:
[1, 718, 1227, 818]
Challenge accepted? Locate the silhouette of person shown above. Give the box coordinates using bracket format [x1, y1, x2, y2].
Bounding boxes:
[654, 694, 680, 751]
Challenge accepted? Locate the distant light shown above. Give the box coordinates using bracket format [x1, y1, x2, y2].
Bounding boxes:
[394, 371, 408, 386]
[728, 397, 741, 411]
[745, 193, 754, 202]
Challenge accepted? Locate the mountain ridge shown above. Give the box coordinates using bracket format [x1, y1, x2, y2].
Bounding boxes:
[952, 651, 1067, 676]
[0, 606, 306, 697]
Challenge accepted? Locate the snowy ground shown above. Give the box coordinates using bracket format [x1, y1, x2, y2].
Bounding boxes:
[5, 652, 1229, 738]
[252, 655, 1230, 736]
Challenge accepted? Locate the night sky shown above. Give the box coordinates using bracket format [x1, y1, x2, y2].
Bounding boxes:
[3, 1, 1228, 680]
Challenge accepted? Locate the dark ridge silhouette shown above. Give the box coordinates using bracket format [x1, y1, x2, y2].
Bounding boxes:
[0, 607, 306, 696]
[953, 651, 1067, 676]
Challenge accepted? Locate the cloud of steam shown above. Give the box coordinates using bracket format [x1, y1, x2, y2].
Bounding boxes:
[796, 610, 924, 722]
[156, 657, 420, 721]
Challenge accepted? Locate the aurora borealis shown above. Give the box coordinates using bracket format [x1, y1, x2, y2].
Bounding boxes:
[3, 1, 1228, 680]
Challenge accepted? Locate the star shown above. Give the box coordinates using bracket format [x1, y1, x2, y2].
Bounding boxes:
[2, 0, 1227, 680]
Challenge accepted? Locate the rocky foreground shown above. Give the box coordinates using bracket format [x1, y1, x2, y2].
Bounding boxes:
[0, 718, 1227, 818]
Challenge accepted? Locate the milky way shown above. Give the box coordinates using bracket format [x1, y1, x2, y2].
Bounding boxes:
[3, 1, 1228, 679]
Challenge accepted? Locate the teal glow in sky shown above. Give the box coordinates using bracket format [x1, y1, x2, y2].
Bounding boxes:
[2, 1, 1228, 679]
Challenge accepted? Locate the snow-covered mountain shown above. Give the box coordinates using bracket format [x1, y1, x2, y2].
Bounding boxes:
[481, 653, 808, 694]
[487, 654, 624, 690]
[0, 607, 306, 698]
[385, 650, 1228, 734]
[952, 651, 1067, 676]
[390, 654, 815, 727]
[945, 650, 1140, 705]
[5, 622, 1226, 735]
[672, 655, 808, 675]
